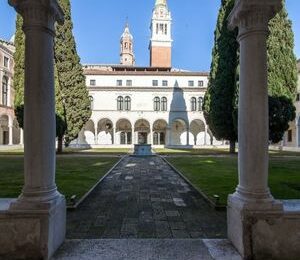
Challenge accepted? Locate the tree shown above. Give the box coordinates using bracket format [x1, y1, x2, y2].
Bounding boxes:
[55, 0, 91, 147]
[267, 2, 298, 100]
[203, 0, 238, 153]
[13, 15, 25, 124]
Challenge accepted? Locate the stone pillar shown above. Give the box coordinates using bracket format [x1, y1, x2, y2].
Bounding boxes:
[20, 128, 24, 145]
[186, 126, 190, 146]
[204, 126, 208, 146]
[149, 125, 153, 145]
[4, 1, 66, 259]
[227, 1, 284, 259]
[8, 117, 13, 145]
[167, 127, 171, 146]
[94, 125, 98, 145]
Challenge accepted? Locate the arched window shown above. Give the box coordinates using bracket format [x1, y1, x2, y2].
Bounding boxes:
[125, 96, 131, 111]
[2, 76, 8, 106]
[198, 97, 203, 111]
[117, 96, 124, 111]
[154, 97, 160, 111]
[161, 97, 167, 111]
[89, 96, 94, 110]
[191, 97, 197, 111]
[153, 132, 159, 145]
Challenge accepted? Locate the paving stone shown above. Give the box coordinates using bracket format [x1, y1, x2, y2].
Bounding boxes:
[66, 156, 227, 239]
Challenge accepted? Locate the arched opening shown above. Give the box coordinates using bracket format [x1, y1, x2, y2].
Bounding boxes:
[153, 119, 168, 145]
[0, 115, 9, 145]
[116, 118, 132, 145]
[190, 119, 206, 145]
[97, 118, 113, 145]
[171, 118, 191, 145]
[134, 119, 150, 144]
[83, 119, 95, 145]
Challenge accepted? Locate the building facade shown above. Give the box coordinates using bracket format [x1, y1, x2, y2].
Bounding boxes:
[72, 0, 218, 148]
[0, 38, 22, 146]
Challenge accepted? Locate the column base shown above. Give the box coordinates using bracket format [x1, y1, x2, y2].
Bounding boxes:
[227, 194, 300, 259]
[0, 195, 66, 260]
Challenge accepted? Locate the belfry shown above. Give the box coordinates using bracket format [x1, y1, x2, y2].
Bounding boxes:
[120, 22, 135, 66]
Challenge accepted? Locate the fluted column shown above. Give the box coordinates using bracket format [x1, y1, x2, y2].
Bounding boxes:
[228, 0, 282, 205]
[9, 0, 64, 205]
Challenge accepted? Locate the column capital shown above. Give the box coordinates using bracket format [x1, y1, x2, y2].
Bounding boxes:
[228, 0, 282, 37]
[9, 0, 64, 33]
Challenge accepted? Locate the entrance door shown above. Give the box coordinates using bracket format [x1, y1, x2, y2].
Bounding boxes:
[138, 132, 148, 144]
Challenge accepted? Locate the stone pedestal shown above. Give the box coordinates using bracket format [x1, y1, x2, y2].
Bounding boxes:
[133, 144, 153, 156]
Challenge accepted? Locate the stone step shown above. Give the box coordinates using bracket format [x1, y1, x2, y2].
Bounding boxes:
[52, 239, 241, 260]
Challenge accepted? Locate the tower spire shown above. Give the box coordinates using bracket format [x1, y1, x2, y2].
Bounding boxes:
[120, 20, 135, 66]
[155, 0, 167, 6]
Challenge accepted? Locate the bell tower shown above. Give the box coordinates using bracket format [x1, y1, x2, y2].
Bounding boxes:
[149, 0, 172, 68]
[120, 22, 135, 66]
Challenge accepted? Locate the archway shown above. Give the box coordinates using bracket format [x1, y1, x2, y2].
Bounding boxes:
[134, 119, 150, 145]
[153, 119, 168, 145]
[82, 119, 95, 145]
[116, 118, 132, 145]
[190, 119, 206, 145]
[97, 118, 113, 145]
[0, 115, 9, 145]
[171, 118, 192, 145]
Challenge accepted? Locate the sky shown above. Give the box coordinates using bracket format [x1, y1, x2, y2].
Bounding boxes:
[0, 0, 299, 72]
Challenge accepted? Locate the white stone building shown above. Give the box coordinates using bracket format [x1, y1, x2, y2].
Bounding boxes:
[73, 0, 215, 148]
[0, 38, 22, 146]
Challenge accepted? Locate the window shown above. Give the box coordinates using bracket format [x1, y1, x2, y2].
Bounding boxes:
[89, 96, 94, 110]
[160, 23, 164, 33]
[3, 57, 9, 68]
[198, 80, 204, 87]
[154, 97, 160, 111]
[161, 97, 167, 111]
[90, 79, 96, 86]
[152, 80, 158, 87]
[188, 81, 194, 87]
[117, 96, 124, 111]
[288, 130, 292, 142]
[117, 80, 123, 86]
[191, 97, 197, 111]
[126, 80, 132, 87]
[164, 24, 168, 35]
[162, 80, 168, 86]
[2, 76, 8, 106]
[120, 132, 126, 144]
[156, 23, 159, 34]
[296, 93, 300, 101]
[124, 96, 131, 111]
[198, 97, 203, 111]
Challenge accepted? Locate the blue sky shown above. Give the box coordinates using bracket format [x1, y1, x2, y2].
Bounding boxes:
[0, 0, 299, 71]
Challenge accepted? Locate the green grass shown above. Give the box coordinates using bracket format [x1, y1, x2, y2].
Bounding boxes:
[167, 156, 300, 205]
[0, 156, 119, 205]
[154, 148, 230, 155]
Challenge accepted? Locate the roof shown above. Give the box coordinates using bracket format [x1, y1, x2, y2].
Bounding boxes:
[83, 64, 209, 77]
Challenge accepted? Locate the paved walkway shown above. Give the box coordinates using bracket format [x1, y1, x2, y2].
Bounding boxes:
[67, 156, 227, 239]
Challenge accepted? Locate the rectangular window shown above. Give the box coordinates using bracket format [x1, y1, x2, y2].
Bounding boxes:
[164, 24, 168, 35]
[3, 57, 9, 68]
[188, 80, 194, 87]
[288, 130, 292, 142]
[152, 80, 158, 87]
[160, 24, 164, 33]
[198, 80, 204, 87]
[162, 80, 168, 86]
[126, 80, 132, 86]
[296, 93, 300, 101]
[90, 79, 96, 86]
[117, 80, 123, 86]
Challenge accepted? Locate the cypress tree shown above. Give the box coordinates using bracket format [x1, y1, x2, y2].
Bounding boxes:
[55, 0, 91, 147]
[13, 15, 25, 124]
[267, 2, 298, 100]
[203, 0, 238, 153]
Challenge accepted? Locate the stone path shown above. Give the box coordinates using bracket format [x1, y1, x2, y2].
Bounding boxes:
[67, 156, 227, 239]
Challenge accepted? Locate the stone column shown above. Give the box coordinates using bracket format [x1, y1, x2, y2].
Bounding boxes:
[94, 124, 98, 145]
[227, 0, 283, 258]
[167, 127, 171, 146]
[149, 125, 153, 145]
[8, 117, 13, 145]
[204, 126, 208, 145]
[6, 0, 65, 259]
[20, 128, 24, 145]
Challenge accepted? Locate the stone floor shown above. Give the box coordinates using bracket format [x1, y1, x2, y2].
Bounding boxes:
[67, 156, 227, 239]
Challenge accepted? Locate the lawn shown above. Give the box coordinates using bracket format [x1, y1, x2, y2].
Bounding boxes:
[0, 156, 119, 205]
[167, 156, 300, 206]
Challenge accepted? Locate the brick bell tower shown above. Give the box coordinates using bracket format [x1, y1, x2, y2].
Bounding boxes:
[149, 0, 172, 68]
[120, 22, 135, 66]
